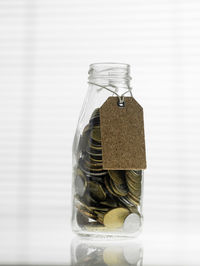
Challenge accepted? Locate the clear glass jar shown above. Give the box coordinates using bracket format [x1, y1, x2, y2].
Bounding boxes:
[72, 63, 144, 237]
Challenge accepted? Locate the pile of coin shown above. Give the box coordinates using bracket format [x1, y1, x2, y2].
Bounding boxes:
[74, 108, 142, 231]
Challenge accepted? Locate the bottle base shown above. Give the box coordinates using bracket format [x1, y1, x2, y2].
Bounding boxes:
[72, 226, 142, 239]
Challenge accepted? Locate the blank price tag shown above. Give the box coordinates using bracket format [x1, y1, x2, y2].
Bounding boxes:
[100, 96, 146, 170]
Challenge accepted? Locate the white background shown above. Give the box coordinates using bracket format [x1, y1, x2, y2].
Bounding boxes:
[0, 0, 200, 265]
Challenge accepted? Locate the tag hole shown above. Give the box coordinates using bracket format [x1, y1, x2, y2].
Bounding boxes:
[118, 101, 125, 107]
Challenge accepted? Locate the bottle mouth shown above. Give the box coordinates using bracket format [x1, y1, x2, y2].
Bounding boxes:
[88, 62, 132, 82]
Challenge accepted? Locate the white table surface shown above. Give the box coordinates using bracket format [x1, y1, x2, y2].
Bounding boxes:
[1, 217, 199, 266]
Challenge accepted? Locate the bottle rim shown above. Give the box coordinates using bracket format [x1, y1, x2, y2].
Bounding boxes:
[89, 62, 130, 68]
[88, 62, 132, 81]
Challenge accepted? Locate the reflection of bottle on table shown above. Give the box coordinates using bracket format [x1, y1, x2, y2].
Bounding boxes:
[71, 237, 143, 266]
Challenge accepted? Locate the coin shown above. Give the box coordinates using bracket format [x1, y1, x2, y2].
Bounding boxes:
[82, 191, 98, 207]
[79, 206, 97, 220]
[86, 146, 102, 156]
[103, 207, 130, 229]
[75, 171, 87, 197]
[126, 176, 141, 188]
[109, 178, 128, 197]
[89, 154, 103, 162]
[89, 205, 110, 212]
[90, 109, 100, 124]
[79, 158, 107, 176]
[84, 164, 103, 172]
[90, 108, 100, 119]
[118, 196, 134, 208]
[103, 247, 129, 266]
[95, 210, 106, 224]
[127, 186, 141, 197]
[126, 193, 140, 206]
[104, 175, 116, 196]
[82, 124, 90, 135]
[126, 170, 142, 182]
[87, 174, 105, 184]
[87, 181, 107, 201]
[127, 179, 141, 190]
[84, 154, 102, 166]
[76, 211, 89, 227]
[100, 196, 118, 208]
[76, 196, 95, 212]
[84, 153, 103, 165]
[90, 143, 102, 151]
[123, 213, 141, 233]
[90, 126, 101, 143]
[108, 170, 126, 185]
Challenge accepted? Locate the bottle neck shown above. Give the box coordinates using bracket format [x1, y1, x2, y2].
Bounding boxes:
[88, 63, 132, 93]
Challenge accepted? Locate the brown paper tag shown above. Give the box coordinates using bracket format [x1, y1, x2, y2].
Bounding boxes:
[100, 96, 146, 170]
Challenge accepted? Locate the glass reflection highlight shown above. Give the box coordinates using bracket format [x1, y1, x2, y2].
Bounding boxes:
[71, 237, 143, 266]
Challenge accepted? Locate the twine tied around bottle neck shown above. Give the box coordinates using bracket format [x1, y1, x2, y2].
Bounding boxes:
[88, 81, 133, 107]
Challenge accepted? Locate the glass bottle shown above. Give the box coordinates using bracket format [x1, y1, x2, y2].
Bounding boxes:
[72, 63, 144, 237]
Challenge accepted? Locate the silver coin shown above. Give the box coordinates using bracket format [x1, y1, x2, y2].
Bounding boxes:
[75, 175, 86, 197]
[123, 243, 142, 264]
[123, 213, 141, 233]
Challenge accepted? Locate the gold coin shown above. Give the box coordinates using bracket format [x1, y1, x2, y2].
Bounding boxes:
[89, 205, 110, 212]
[95, 210, 105, 224]
[90, 143, 102, 151]
[76, 193, 101, 216]
[127, 178, 141, 190]
[75, 195, 93, 210]
[88, 138, 102, 148]
[79, 206, 97, 220]
[84, 153, 103, 165]
[82, 124, 90, 135]
[126, 176, 141, 188]
[117, 196, 133, 208]
[86, 146, 102, 157]
[84, 159, 103, 169]
[91, 111, 99, 120]
[109, 178, 128, 197]
[128, 191, 140, 200]
[101, 197, 118, 208]
[79, 159, 106, 176]
[128, 188, 141, 198]
[103, 247, 129, 266]
[82, 191, 97, 206]
[89, 155, 102, 163]
[84, 163, 103, 172]
[127, 182, 141, 193]
[103, 207, 130, 229]
[126, 178, 141, 190]
[127, 193, 140, 206]
[126, 170, 142, 182]
[90, 108, 100, 119]
[85, 165, 105, 172]
[104, 175, 116, 196]
[108, 170, 125, 185]
[129, 189, 141, 198]
[90, 126, 101, 143]
[87, 181, 107, 201]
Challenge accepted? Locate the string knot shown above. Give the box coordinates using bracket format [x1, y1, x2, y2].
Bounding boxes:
[88, 82, 133, 107]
